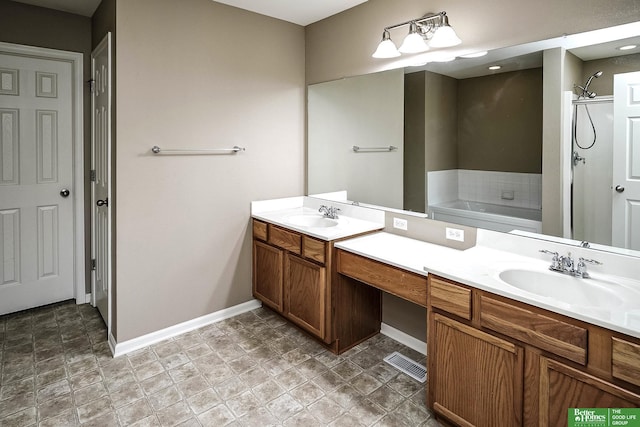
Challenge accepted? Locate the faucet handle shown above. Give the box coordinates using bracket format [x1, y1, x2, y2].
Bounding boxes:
[579, 257, 602, 266]
[540, 249, 561, 270]
[576, 257, 602, 278]
[539, 249, 559, 258]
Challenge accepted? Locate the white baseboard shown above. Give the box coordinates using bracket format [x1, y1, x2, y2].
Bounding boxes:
[111, 299, 262, 357]
[380, 322, 427, 355]
[108, 332, 117, 356]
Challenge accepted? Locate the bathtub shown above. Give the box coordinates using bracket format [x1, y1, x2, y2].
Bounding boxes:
[428, 200, 542, 233]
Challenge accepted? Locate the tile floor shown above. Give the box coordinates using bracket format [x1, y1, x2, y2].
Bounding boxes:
[0, 300, 442, 426]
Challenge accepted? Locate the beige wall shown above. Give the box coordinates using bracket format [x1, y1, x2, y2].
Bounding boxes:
[541, 49, 565, 238]
[115, 0, 305, 341]
[424, 71, 458, 173]
[458, 68, 543, 173]
[0, 0, 93, 290]
[583, 53, 640, 96]
[404, 72, 425, 212]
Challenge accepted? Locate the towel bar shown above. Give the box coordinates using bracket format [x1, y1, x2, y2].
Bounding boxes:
[151, 146, 245, 154]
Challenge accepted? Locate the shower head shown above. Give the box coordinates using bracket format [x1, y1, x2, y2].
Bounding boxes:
[576, 71, 603, 99]
[585, 70, 603, 87]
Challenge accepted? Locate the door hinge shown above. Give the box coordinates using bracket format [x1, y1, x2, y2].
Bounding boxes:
[90, 170, 96, 182]
[88, 79, 95, 93]
[91, 259, 96, 270]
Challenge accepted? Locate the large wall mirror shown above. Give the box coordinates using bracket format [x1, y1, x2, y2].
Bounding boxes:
[308, 21, 640, 257]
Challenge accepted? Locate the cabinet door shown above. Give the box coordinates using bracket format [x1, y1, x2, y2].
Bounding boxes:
[253, 240, 284, 312]
[539, 357, 640, 427]
[284, 254, 326, 339]
[430, 313, 523, 427]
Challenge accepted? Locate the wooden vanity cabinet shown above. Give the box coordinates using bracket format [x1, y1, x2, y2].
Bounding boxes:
[253, 219, 328, 341]
[252, 219, 381, 353]
[431, 313, 524, 427]
[427, 275, 640, 427]
[252, 240, 284, 312]
[284, 253, 326, 338]
[538, 357, 639, 427]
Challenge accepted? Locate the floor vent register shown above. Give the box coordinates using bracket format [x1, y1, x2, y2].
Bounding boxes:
[383, 351, 427, 383]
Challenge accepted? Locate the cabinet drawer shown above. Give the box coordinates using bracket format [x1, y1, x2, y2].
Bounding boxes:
[337, 250, 427, 307]
[429, 276, 471, 320]
[268, 225, 301, 255]
[252, 219, 268, 241]
[302, 235, 326, 265]
[612, 337, 640, 387]
[480, 295, 587, 365]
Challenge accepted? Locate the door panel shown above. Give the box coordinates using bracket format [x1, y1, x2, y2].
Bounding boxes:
[613, 71, 640, 250]
[92, 33, 112, 326]
[0, 52, 74, 315]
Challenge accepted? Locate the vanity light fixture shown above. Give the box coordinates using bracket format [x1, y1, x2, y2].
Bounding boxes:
[372, 30, 401, 58]
[399, 22, 429, 53]
[372, 11, 462, 59]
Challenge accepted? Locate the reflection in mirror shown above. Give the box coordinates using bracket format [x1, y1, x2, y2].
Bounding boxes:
[307, 22, 640, 257]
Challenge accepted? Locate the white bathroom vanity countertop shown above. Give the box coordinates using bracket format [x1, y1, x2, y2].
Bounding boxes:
[251, 197, 385, 241]
[335, 232, 640, 339]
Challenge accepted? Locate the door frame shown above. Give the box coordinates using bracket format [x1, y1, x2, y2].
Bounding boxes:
[0, 41, 86, 303]
[91, 32, 112, 333]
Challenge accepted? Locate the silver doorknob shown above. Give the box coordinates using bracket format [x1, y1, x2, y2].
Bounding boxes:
[96, 198, 108, 207]
[615, 185, 625, 193]
[60, 188, 70, 198]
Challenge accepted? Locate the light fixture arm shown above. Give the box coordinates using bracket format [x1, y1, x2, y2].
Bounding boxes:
[372, 11, 461, 59]
[382, 11, 446, 32]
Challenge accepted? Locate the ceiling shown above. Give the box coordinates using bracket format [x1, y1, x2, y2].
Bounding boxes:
[10, 0, 368, 25]
[409, 22, 640, 79]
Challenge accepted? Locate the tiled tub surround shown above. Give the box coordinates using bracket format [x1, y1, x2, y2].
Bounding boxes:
[427, 169, 542, 209]
[0, 301, 441, 427]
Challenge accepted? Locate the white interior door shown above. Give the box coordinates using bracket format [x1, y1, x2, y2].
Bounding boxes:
[613, 71, 640, 250]
[0, 51, 74, 315]
[92, 33, 112, 328]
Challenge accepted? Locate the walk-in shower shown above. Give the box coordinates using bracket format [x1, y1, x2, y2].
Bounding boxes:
[570, 71, 614, 245]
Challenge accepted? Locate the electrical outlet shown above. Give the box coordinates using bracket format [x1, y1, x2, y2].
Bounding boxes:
[393, 217, 408, 230]
[446, 227, 464, 242]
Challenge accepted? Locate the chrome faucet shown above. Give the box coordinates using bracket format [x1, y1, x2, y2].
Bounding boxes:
[539, 250, 602, 278]
[575, 257, 603, 278]
[319, 205, 340, 219]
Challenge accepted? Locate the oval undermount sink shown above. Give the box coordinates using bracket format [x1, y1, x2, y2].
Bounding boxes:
[285, 214, 339, 228]
[498, 269, 624, 309]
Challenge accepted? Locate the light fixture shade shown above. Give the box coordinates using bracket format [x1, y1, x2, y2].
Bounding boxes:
[372, 30, 400, 58]
[429, 16, 462, 48]
[399, 23, 429, 54]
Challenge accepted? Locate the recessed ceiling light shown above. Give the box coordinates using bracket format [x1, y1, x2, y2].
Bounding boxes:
[488, 65, 501, 70]
[618, 44, 638, 51]
[460, 51, 488, 58]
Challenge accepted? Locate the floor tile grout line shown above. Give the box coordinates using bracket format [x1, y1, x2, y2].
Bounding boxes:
[0, 301, 438, 427]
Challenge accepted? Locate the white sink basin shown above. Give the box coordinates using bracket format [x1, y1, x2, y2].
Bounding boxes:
[498, 269, 625, 309]
[285, 214, 339, 228]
